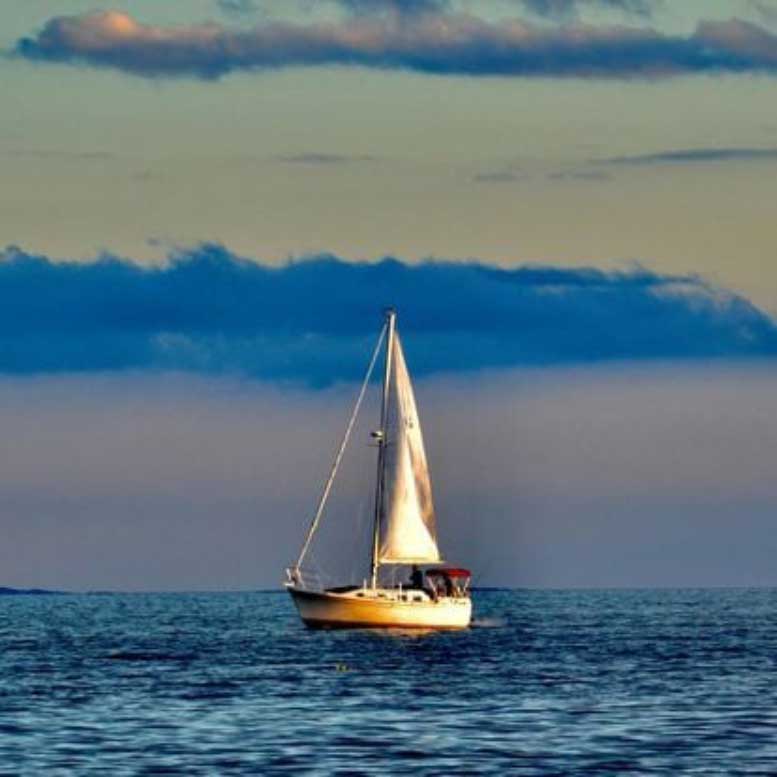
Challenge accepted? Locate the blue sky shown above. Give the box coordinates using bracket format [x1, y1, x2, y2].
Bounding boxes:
[1, 0, 776, 589]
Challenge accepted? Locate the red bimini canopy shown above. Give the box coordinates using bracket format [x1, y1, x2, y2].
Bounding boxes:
[428, 568, 471, 578]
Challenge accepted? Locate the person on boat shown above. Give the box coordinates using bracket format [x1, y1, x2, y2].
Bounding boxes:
[409, 565, 424, 590]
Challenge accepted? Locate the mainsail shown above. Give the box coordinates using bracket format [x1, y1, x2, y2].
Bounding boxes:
[378, 333, 441, 564]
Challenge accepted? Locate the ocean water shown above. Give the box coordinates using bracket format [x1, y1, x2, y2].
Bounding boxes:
[2, 589, 777, 775]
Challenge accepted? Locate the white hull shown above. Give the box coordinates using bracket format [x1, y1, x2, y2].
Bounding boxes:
[287, 585, 472, 629]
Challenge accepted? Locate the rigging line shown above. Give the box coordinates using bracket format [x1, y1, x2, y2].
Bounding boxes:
[294, 322, 387, 571]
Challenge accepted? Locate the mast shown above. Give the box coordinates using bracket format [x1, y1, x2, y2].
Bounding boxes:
[370, 308, 396, 589]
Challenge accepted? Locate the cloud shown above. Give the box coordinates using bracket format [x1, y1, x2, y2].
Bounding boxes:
[338, 0, 449, 15]
[275, 152, 376, 164]
[472, 164, 610, 184]
[548, 169, 611, 180]
[520, 0, 656, 20]
[473, 170, 525, 183]
[15, 11, 777, 79]
[598, 147, 777, 165]
[1, 244, 776, 382]
[217, 0, 260, 15]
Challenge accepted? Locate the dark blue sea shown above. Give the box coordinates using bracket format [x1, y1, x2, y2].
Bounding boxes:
[2, 589, 777, 775]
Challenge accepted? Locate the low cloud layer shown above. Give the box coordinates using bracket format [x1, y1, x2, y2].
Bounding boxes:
[1, 245, 776, 381]
[598, 147, 777, 165]
[15, 10, 777, 79]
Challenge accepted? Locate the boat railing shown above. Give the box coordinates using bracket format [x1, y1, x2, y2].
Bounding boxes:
[286, 566, 325, 592]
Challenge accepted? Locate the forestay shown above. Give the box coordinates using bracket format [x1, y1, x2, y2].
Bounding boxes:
[378, 334, 441, 564]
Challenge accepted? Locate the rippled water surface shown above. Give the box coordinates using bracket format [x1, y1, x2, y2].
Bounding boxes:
[2, 589, 777, 774]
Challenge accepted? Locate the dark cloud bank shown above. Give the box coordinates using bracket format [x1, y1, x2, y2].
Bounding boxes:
[1, 245, 776, 382]
[15, 10, 777, 79]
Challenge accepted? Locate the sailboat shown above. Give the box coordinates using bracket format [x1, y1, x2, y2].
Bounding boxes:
[285, 309, 472, 629]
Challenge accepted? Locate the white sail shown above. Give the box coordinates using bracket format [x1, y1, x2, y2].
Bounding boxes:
[378, 334, 441, 564]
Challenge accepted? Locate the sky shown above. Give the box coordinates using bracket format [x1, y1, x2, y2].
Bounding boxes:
[1, 0, 776, 590]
